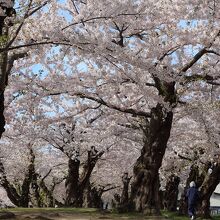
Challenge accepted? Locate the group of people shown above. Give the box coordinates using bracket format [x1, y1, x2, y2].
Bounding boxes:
[186, 181, 199, 220]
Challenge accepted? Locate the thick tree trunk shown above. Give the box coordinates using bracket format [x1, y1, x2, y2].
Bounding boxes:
[65, 158, 81, 206]
[120, 173, 130, 204]
[197, 164, 220, 219]
[80, 149, 104, 190]
[163, 174, 180, 211]
[178, 162, 220, 219]
[119, 173, 132, 212]
[38, 180, 60, 207]
[130, 103, 173, 214]
[86, 183, 116, 209]
[65, 147, 104, 207]
[0, 1, 15, 138]
[19, 148, 36, 207]
[0, 147, 37, 207]
[90, 187, 103, 209]
[0, 161, 20, 206]
[82, 182, 92, 208]
[0, 92, 5, 138]
[82, 182, 103, 209]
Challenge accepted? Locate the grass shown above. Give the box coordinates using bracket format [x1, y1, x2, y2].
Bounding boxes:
[1, 207, 97, 213]
[0, 208, 220, 219]
[0, 208, 152, 219]
[161, 211, 190, 220]
[161, 210, 220, 220]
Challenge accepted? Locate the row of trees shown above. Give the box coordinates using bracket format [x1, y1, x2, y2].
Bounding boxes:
[0, 0, 219, 218]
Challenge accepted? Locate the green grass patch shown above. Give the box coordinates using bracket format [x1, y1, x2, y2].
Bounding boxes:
[2, 208, 220, 219]
[161, 210, 189, 220]
[161, 210, 220, 220]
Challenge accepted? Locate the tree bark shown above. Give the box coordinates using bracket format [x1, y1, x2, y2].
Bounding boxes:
[37, 179, 61, 207]
[0, 160, 20, 206]
[0, 147, 37, 207]
[0, 92, 5, 137]
[128, 75, 177, 215]
[178, 162, 220, 219]
[130, 103, 173, 214]
[85, 183, 117, 209]
[0, 1, 15, 138]
[163, 174, 180, 211]
[82, 181, 92, 208]
[65, 158, 81, 206]
[65, 147, 104, 207]
[197, 164, 220, 219]
[119, 172, 132, 212]
[18, 148, 37, 207]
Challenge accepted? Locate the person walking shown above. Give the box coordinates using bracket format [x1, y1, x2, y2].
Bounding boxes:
[186, 181, 199, 220]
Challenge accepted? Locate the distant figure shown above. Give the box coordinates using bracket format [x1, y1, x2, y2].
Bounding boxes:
[186, 181, 199, 220]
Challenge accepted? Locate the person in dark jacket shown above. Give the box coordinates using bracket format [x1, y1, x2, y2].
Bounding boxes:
[186, 181, 199, 220]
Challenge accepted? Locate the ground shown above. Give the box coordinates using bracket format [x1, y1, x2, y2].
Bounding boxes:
[0, 208, 220, 220]
[0, 208, 168, 220]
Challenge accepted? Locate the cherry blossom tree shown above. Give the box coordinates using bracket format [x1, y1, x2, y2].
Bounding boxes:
[1, 0, 220, 215]
[28, 0, 220, 214]
[161, 98, 220, 218]
[0, 0, 78, 138]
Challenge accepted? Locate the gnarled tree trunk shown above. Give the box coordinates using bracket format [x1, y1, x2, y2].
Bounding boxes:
[178, 162, 220, 219]
[65, 147, 104, 207]
[197, 163, 220, 219]
[130, 78, 176, 215]
[130, 103, 173, 214]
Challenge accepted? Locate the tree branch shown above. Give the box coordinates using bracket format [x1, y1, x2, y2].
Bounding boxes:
[179, 47, 209, 73]
[179, 30, 220, 74]
[74, 92, 151, 118]
[181, 74, 220, 86]
[62, 13, 141, 30]
[3, 40, 73, 52]
[70, 0, 79, 14]
[41, 168, 52, 182]
[155, 45, 181, 67]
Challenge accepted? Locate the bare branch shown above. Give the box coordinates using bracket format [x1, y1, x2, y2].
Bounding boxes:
[62, 13, 142, 30]
[178, 30, 220, 74]
[71, 0, 79, 14]
[181, 74, 220, 86]
[179, 47, 209, 73]
[5, 0, 50, 49]
[4, 41, 73, 52]
[41, 168, 52, 182]
[155, 45, 181, 67]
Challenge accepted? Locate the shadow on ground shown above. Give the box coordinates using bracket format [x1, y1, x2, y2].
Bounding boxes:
[0, 209, 170, 220]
